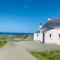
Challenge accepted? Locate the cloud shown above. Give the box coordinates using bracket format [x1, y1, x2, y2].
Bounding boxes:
[23, 0, 32, 8]
[24, 6, 28, 8]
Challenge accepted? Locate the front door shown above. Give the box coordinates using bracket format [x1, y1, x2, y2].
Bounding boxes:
[43, 33, 45, 43]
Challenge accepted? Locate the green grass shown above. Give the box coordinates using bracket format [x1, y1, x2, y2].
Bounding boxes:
[15, 36, 33, 42]
[31, 50, 60, 60]
[0, 40, 7, 48]
[0, 35, 33, 42]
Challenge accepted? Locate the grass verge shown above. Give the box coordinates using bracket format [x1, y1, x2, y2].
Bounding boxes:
[0, 40, 7, 48]
[30, 50, 60, 60]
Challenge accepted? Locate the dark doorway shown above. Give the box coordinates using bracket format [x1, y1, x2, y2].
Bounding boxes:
[43, 33, 45, 43]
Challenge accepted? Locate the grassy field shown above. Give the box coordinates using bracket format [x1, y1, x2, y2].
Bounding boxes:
[31, 50, 60, 60]
[15, 36, 33, 42]
[0, 40, 7, 48]
[0, 34, 33, 47]
[0, 34, 33, 41]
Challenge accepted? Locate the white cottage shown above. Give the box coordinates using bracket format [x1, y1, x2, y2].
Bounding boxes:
[34, 18, 60, 45]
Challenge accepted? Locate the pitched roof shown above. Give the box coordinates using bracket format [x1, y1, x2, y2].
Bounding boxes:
[35, 30, 40, 33]
[41, 18, 60, 32]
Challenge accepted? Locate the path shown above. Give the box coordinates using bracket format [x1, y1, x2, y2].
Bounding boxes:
[0, 41, 60, 60]
[0, 41, 37, 60]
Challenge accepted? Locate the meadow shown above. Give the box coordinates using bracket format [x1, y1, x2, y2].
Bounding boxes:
[0, 33, 33, 47]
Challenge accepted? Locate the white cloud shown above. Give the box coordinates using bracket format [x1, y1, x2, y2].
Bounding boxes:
[24, 6, 28, 8]
[23, 0, 32, 8]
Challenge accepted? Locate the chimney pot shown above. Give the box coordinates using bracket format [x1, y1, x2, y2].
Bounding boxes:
[48, 18, 51, 21]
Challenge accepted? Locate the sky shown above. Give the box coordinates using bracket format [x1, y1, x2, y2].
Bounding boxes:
[0, 0, 60, 33]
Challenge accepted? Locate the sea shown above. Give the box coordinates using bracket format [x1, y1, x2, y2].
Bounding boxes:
[0, 32, 33, 36]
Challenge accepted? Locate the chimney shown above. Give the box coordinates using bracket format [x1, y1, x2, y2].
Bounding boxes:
[48, 18, 51, 21]
[39, 23, 42, 30]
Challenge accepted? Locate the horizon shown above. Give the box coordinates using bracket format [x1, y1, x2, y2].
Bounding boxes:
[0, 32, 34, 34]
[0, 0, 60, 33]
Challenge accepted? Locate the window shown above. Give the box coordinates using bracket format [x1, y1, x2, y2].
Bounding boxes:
[50, 34, 51, 38]
[59, 34, 60, 38]
[37, 34, 38, 37]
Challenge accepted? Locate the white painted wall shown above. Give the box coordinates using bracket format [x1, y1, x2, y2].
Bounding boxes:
[34, 32, 43, 42]
[45, 29, 60, 45]
[34, 28, 60, 45]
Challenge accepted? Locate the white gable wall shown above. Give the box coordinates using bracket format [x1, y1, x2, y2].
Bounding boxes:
[34, 32, 43, 42]
[45, 29, 60, 45]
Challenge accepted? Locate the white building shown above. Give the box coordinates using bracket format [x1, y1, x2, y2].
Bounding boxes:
[34, 18, 60, 45]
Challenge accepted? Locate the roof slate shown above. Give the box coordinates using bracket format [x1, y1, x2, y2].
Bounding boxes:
[41, 18, 60, 32]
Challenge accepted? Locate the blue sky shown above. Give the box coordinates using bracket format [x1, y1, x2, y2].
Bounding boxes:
[0, 0, 60, 33]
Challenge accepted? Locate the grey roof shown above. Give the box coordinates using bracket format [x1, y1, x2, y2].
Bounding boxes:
[41, 18, 60, 32]
[35, 30, 40, 33]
